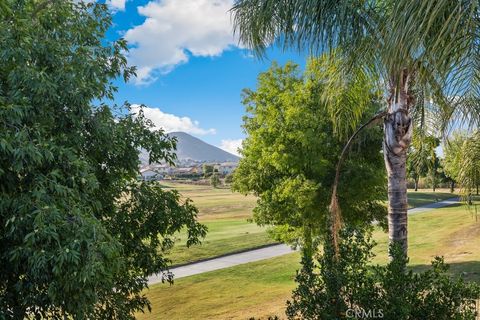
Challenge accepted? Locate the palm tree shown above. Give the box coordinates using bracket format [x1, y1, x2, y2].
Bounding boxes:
[231, 0, 480, 256]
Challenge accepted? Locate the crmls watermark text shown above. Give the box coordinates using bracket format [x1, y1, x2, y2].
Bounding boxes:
[346, 308, 384, 318]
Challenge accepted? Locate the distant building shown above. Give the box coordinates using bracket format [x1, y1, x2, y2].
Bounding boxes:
[191, 165, 203, 174]
[139, 160, 237, 180]
[216, 162, 238, 175]
[152, 164, 174, 175]
[170, 166, 204, 178]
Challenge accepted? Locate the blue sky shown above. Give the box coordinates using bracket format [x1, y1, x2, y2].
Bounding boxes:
[104, 0, 307, 155]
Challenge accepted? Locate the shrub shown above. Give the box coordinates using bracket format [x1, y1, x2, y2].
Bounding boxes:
[286, 227, 480, 320]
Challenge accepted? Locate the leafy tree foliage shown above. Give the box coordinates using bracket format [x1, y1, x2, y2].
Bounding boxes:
[210, 173, 220, 188]
[444, 131, 480, 199]
[287, 228, 480, 320]
[202, 164, 214, 178]
[443, 132, 467, 184]
[436, 160, 455, 193]
[232, 60, 386, 250]
[407, 135, 440, 191]
[0, 1, 206, 318]
[457, 132, 480, 196]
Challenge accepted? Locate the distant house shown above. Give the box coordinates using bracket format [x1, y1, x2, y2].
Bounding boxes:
[191, 165, 203, 175]
[175, 167, 194, 175]
[170, 166, 203, 178]
[216, 162, 238, 175]
[152, 164, 174, 175]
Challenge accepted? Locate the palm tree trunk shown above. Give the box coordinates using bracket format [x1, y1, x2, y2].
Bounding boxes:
[384, 71, 413, 256]
[414, 177, 418, 191]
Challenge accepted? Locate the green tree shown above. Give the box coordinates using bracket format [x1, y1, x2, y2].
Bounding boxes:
[436, 161, 455, 193]
[232, 0, 480, 256]
[443, 132, 467, 192]
[202, 164, 214, 178]
[406, 155, 426, 192]
[0, 1, 206, 318]
[210, 173, 221, 188]
[407, 135, 440, 191]
[232, 60, 386, 253]
[444, 131, 480, 198]
[452, 131, 480, 199]
[428, 157, 441, 192]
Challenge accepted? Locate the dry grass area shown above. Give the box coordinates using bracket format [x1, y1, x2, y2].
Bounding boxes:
[159, 182, 256, 221]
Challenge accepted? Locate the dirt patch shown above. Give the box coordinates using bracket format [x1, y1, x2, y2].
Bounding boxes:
[442, 222, 480, 260]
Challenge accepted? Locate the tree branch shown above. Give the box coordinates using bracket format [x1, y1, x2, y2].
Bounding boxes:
[329, 110, 387, 258]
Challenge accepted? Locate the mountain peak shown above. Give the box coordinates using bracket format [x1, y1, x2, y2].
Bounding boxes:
[140, 132, 240, 165]
[168, 132, 239, 162]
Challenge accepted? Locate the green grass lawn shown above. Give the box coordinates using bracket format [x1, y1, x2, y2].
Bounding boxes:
[138, 253, 300, 320]
[162, 183, 460, 265]
[407, 189, 457, 208]
[372, 203, 480, 282]
[159, 182, 277, 265]
[167, 219, 276, 265]
[141, 203, 480, 320]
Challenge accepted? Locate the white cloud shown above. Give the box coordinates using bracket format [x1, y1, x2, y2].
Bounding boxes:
[219, 139, 242, 156]
[124, 0, 239, 85]
[107, 0, 127, 11]
[131, 104, 216, 135]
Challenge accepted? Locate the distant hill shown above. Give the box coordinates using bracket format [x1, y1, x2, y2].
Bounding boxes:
[139, 132, 240, 165]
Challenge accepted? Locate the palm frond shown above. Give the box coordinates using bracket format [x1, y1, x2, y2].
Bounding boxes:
[231, 0, 375, 58]
[305, 53, 381, 140]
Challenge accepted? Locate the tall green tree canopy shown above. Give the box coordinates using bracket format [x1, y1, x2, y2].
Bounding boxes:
[233, 59, 386, 250]
[444, 131, 480, 197]
[231, 0, 480, 255]
[407, 135, 440, 190]
[0, 1, 205, 318]
[443, 132, 467, 185]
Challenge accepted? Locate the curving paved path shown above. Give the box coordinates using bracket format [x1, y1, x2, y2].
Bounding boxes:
[147, 244, 294, 284]
[408, 197, 459, 215]
[148, 197, 459, 284]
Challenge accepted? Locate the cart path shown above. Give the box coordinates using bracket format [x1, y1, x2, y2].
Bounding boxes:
[148, 197, 459, 284]
[407, 197, 459, 215]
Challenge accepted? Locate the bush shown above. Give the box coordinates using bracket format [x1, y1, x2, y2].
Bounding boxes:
[286, 227, 480, 320]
